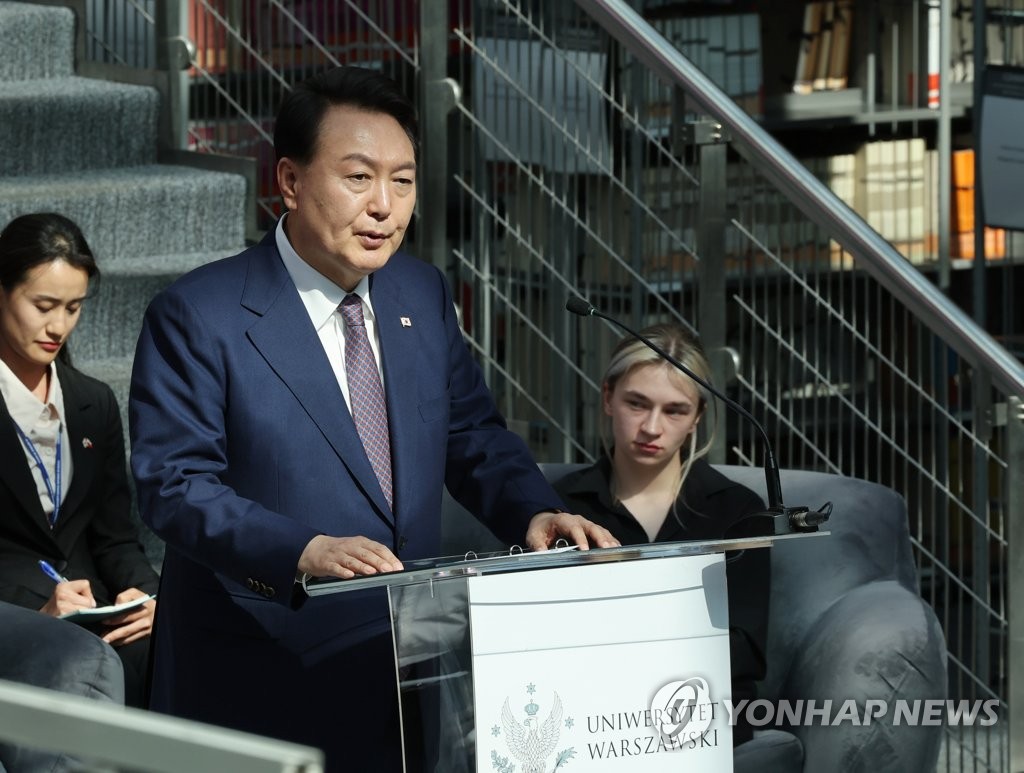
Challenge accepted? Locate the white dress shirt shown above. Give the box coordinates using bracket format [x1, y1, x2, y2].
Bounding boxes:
[0, 359, 73, 523]
[275, 215, 385, 411]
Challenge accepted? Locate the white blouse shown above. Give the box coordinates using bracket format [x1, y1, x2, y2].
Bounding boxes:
[0, 359, 73, 524]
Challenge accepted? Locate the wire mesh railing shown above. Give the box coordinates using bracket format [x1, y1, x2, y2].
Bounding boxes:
[184, 0, 418, 226]
[82, 0, 157, 68]
[449, 3, 1023, 771]
[80, 0, 421, 227]
[74, 0, 1024, 769]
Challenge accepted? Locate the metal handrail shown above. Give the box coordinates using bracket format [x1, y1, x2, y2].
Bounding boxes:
[0, 679, 323, 772]
[575, 0, 1024, 398]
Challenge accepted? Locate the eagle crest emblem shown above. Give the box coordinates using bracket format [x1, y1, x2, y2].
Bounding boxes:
[491, 687, 575, 773]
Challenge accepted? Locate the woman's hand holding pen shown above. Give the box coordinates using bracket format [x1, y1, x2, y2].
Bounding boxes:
[101, 587, 156, 647]
[39, 579, 97, 617]
[37, 559, 96, 616]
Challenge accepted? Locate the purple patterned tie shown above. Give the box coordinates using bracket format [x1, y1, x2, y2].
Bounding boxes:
[339, 294, 393, 509]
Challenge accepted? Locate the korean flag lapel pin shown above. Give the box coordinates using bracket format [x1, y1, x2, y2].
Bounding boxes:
[400, 316, 412, 328]
[82, 437, 93, 449]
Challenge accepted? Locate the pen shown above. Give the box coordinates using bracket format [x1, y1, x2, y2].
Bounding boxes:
[38, 559, 69, 584]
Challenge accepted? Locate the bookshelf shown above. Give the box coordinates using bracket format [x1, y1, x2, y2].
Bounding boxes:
[638, 0, 1021, 344]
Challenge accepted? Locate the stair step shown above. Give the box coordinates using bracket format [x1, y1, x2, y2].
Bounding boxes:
[0, 77, 158, 175]
[0, 2, 74, 81]
[74, 250, 243, 361]
[0, 164, 247, 259]
[74, 357, 134, 402]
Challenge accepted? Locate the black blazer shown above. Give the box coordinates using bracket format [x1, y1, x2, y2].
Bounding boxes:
[0, 361, 158, 610]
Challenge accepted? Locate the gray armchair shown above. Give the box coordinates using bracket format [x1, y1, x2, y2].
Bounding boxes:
[718, 466, 947, 772]
[0, 601, 125, 772]
[441, 464, 947, 773]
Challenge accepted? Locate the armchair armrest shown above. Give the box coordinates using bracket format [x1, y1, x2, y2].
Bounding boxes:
[779, 580, 946, 772]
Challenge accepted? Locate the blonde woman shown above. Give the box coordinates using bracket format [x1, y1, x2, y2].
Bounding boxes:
[555, 323, 769, 746]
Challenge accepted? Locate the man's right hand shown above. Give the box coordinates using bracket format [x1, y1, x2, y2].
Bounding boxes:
[39, 580, 96, 617]
[297, 535, 404, 579]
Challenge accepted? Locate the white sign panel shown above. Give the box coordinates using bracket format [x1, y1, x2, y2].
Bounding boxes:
[469, 555, 734, 772]
[980, 66, 1024, 230]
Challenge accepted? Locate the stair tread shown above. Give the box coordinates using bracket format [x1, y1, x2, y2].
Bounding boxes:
[0, 165, 247, 260]
[0, 76, 158, 99]
[0, 2, 74, 81]
[0, 77, 159, 175]
[99, 250, 246, 275]
[0, 163, 246, 191]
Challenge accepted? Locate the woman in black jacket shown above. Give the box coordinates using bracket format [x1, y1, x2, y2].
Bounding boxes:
[0, 212, 159, 707]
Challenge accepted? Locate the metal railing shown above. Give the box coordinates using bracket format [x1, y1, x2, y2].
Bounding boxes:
[72, 1, 1024, 770]
[0, 678, 323, 772]
[82, 0, 157, 68]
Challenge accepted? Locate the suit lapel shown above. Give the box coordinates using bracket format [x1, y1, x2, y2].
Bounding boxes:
[370, 270, 420, 529]
[0, 397, 52, 535]
[241, 237, 395, 525]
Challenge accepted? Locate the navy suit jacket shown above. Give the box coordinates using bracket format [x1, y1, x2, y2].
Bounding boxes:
[0, 362, 158, 611]
[129, 232, 562, 767]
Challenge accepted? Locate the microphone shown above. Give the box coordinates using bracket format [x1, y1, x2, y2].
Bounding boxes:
[565, 296, 830, 535]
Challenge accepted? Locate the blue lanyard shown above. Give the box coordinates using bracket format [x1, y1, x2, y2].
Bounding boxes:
[12, 421, 62, 527]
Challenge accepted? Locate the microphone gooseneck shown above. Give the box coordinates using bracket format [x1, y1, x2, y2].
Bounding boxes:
[565, 296, 829, 534]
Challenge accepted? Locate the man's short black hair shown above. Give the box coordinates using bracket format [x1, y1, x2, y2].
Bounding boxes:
[273, 66, 419, 165]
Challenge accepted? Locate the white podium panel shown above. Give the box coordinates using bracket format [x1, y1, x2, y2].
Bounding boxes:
[306, 535, 809, 772]
[469, 555, 734, 772]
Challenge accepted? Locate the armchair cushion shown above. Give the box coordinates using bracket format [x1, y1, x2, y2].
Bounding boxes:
[0, 601, 125, 771]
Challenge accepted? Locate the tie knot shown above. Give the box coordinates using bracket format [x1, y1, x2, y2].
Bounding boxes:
[340, 294, 365, 327]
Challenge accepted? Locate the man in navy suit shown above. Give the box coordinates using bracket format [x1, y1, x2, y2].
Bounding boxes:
[128, 66, 616, 771]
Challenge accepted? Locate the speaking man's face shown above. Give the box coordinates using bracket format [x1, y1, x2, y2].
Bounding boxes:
[278, 104, 417, 291]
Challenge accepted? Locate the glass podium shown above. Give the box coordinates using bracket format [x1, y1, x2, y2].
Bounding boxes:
[304, 532, 822, 772]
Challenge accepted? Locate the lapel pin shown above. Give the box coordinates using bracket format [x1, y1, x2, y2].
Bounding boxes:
[82, 438, 93, 449]
[400, 317, 412, 328]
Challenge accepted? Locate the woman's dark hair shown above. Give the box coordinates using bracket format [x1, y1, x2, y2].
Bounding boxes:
[273, 65, 419, 166]
[0, 212, 100, 365]
[0, 212, 99, 290]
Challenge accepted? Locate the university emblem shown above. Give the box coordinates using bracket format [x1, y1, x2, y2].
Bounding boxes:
[489, 683, 576, 772]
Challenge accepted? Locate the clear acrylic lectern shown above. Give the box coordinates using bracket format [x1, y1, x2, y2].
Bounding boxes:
[304, 533, 820, 773]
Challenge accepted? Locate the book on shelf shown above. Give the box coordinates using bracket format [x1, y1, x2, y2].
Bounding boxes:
[793, 1, 854, 95]
[812, 1, 834, 92]
[950, 148, 1006, 259]
[793, 2, 823, 95]
[924, 148, 939, 254]
[851, 139, 927, 264]
[926, 0, 940, 107]
[826, 1, 854, 90]
[950, 1, 974, 84]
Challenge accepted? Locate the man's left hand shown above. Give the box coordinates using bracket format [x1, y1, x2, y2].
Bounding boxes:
[526, 511, 620, 551]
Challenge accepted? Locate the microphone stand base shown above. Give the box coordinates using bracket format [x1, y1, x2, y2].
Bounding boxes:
[726, 505, 832, 538]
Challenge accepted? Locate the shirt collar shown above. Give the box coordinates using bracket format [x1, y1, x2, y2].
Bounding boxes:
[561, 454, 727, 503]
[0, 359, 64, 429]
[275, 215, 372, 330]
[560, 454, 618, 508]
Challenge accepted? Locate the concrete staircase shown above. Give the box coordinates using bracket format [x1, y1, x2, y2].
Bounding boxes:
[0, 1, 248, 561]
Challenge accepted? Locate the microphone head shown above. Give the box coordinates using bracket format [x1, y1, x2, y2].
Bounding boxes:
[565, 296, 595, 317]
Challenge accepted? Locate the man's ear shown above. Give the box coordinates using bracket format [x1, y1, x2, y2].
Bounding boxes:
[277, 157, 301, 211]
